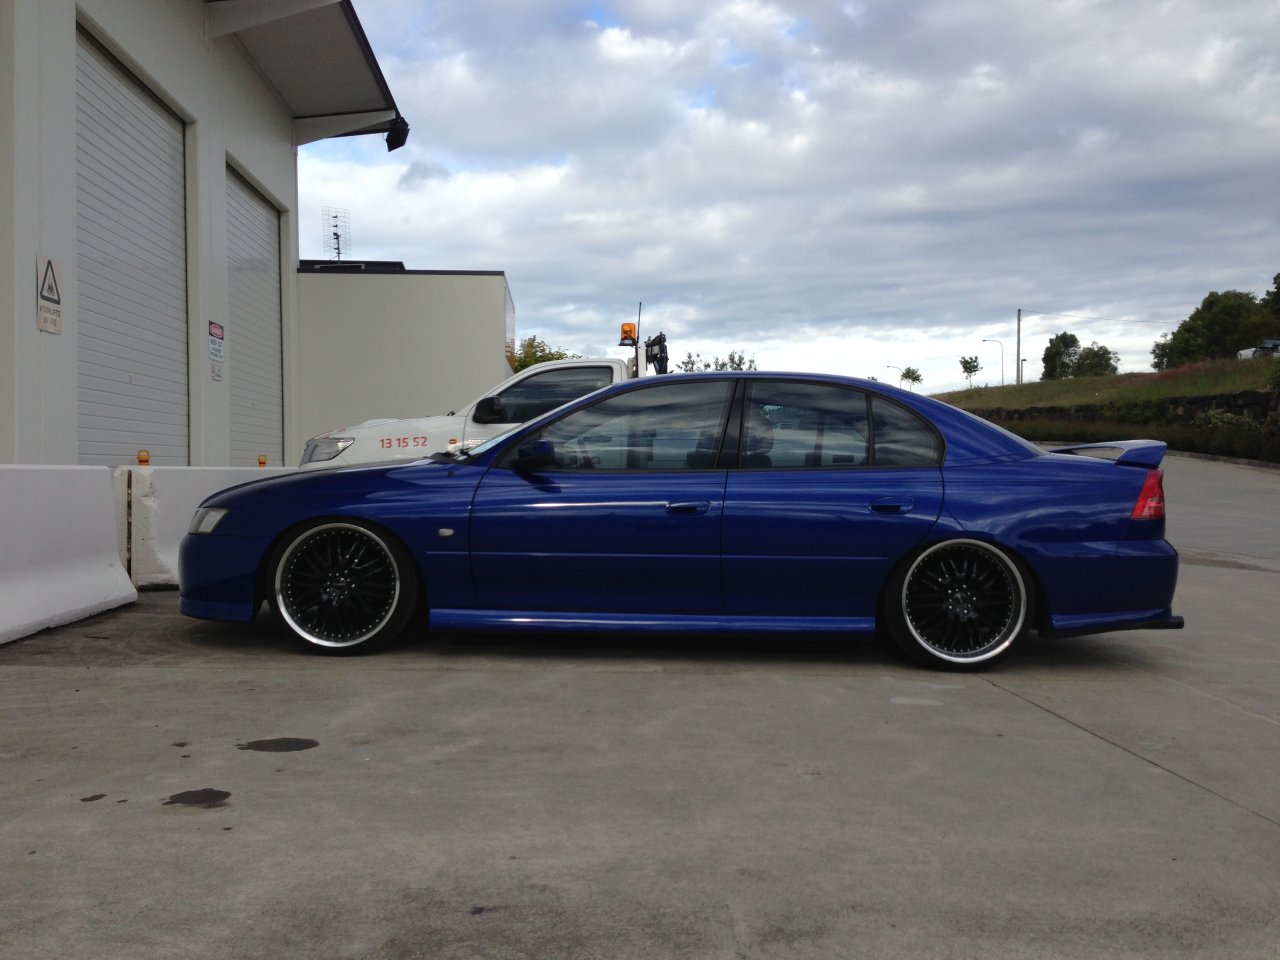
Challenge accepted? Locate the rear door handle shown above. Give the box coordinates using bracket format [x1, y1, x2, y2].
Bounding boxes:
[666, 500, 711, 514]
[870, 496, 914, 514]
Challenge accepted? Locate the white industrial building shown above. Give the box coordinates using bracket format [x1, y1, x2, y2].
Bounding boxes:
[0, 0, 514, 642]
[296, 261, 514, 447]
[2, 0, 513, 470]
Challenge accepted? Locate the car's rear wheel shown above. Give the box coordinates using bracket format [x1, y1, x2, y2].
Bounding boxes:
[886, 539, 1030, 669]
[267, 520, 419, 654]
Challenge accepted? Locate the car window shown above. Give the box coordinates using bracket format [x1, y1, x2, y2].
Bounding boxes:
[525, 380, 734, 471]
[488, 366, 616, 423]
[742, 382, 870, 468]
[871, 397, 941, 466]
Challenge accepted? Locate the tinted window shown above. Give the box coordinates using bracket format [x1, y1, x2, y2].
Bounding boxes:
[526, 380, 734, 471]
[489, 366, 616, 423]
[871, 398, 941, 466]
[742, 382, 870, 468]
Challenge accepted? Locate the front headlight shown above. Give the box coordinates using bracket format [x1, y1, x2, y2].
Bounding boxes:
[300, 436, 354, 464]
[188, 507, 229, 535]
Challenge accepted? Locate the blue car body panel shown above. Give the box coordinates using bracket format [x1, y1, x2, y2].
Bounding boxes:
[720, 466, 943, 616]
[179, 372, 1181, 643]
[470, 466, 729, 613]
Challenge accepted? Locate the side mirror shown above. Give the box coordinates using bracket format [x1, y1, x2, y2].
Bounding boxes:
[472, 396, 506, 425]
[511, 439, 555, 473]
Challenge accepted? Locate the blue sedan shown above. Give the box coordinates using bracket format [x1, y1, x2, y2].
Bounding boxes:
[179, 372, 1182, 669]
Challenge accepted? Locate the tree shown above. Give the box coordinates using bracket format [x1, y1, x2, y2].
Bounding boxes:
[675, 350, 757, 372]
[1073, 341, 1120, 377]
[959, 355, 981, 387]
[1262, 273, 1280, 324]
[899, 366, 923, 390]
[1150, 289, 1272, 370]
[1041, 331, 1080, 380]
[509, 335, 580, 372]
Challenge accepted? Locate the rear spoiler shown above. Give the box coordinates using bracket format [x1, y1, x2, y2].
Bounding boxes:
[1049, 440, 1167, 468]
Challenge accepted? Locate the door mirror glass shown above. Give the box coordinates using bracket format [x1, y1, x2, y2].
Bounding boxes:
[472, 396, 506, 425]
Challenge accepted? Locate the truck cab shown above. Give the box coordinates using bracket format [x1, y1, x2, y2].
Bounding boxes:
[299, 357, 634, 469]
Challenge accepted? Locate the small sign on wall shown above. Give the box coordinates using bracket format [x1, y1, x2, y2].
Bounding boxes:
[209, 321, 225, 381]
[37, 257, 63, 334]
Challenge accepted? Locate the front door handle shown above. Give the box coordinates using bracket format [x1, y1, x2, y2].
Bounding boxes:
[870, 496, 914, 514]
[666, 500, 711, 514]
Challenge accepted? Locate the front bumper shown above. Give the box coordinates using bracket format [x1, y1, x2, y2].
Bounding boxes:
[178, 532, 269, 623]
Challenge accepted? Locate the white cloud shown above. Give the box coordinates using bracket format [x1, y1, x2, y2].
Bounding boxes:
[301, 0, 1280, 392]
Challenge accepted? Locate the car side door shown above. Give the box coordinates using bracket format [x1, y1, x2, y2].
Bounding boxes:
[468, 378, 735, 614]
[721, 381, 944, 621]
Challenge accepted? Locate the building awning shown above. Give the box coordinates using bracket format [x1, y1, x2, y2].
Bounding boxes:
[206, 0, 408, 150]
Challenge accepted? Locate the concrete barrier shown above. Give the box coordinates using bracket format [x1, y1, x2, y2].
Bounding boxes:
[115, 466, 295, 587]
[0, 466, 138, 645]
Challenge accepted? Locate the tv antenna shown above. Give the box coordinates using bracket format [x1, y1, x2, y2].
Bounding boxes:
[322, 207, 352, 261]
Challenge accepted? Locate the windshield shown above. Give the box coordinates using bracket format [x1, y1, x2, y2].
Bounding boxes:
[457, 423, 526, 460]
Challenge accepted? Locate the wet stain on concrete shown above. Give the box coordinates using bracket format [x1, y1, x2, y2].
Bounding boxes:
[162, 788, 230, 808]
[236, 737, 318, 753]
[80, 794, 106, 803]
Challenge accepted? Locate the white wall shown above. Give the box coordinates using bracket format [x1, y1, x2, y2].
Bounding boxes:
[0, 0, 79, 465]
[296, 270, 515, 447]
[0, 466, 136, 644]
[0, 0, 298, 467]
[0, 463, 297, 644]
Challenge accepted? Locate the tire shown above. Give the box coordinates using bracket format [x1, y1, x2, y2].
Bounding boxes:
[267, 519, 419, 654]
[886, 539, 1031, 669]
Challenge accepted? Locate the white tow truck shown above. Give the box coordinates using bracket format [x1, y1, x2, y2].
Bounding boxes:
[299, 357, 637, 470]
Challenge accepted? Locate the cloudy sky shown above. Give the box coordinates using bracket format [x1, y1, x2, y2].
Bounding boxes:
[298, 0, 1279, 393]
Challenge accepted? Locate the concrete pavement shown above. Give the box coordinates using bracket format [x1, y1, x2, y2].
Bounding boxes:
[1, 454, 1277, 959]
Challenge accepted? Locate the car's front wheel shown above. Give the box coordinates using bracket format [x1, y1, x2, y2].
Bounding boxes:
[886, 539, 1031, 669]
[267, 519, 419, 654]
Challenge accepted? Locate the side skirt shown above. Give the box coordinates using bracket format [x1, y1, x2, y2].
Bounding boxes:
[429, 610, 878, 635]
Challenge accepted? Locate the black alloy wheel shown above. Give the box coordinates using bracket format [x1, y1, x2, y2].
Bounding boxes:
[268, 520, 419, 654]
[888, 539, 1030, 669]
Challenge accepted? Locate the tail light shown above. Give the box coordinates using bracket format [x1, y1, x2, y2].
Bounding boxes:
[1131, 468, 1165, 520]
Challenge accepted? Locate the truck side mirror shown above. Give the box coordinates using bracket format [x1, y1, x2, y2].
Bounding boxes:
[472, 395, 506, 425]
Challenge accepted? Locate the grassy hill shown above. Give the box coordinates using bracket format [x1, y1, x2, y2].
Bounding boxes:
[932, 356, 1280, 461]
[933, 357, 1274, 409]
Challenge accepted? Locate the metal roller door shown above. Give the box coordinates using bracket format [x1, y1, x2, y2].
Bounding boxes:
[226, 171, 283, 467]
[75, 31, 188, 466]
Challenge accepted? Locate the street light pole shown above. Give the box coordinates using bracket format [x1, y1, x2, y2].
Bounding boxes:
[982, 338, 1004, 386]
[1016, 308, 1022, 384]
